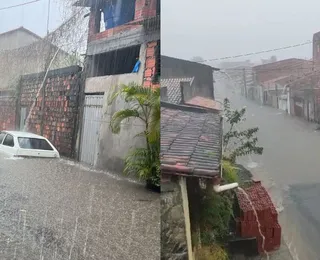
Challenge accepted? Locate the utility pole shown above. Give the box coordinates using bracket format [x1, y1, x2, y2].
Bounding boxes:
[40, 0, 51, 136]
[243, 68, 247, 98]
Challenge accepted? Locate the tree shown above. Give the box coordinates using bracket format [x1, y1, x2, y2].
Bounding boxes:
[223, 98, 263, 163]
[108, 83, 160, 190]
[191, 56, 204, 63]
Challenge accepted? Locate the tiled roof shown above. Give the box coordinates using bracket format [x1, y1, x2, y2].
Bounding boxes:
[160, 77, 194, 104]
[161, 102, 222, 178]
[185, 96, 222, 111]
[287, 72, 320, 90]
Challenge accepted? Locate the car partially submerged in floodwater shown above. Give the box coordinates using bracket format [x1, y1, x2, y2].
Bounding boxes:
[0, 131, 60, 158]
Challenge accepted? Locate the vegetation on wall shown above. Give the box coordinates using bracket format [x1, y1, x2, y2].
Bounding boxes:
[109, 83, 160, 190]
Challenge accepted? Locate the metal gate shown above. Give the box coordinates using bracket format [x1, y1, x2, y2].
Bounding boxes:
[80, 95, 104, 166]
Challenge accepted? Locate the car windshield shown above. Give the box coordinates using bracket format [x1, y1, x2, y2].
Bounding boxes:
[18, 137, 54, 151]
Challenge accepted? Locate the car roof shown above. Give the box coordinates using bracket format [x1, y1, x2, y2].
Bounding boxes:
[1, 131, 46, 139]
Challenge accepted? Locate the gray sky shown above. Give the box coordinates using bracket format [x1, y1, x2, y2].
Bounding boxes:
[162, 0, 320, 65]
[0, 0, 64, 37]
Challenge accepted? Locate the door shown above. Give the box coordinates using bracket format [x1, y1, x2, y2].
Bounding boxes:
[80, 95, 104, 166]
[20, 107, 27, 131]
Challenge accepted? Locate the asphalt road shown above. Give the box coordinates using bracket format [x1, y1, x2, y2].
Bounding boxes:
[216, 80, 320, 259]
[0, 153, 160, 260]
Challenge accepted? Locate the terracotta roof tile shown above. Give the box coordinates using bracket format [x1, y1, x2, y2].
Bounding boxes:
[185, 96, 222, 111]
[161, 102, 222, 178]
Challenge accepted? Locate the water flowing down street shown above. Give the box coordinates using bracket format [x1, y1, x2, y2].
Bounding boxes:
[216, 81, 320, 259]
[0, 154, 160, 260]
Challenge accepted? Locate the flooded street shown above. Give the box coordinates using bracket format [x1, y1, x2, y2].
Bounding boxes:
[216, 82, 320, 259]
[0, 154, 160, 260]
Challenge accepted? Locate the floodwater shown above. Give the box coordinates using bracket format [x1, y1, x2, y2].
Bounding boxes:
[0, 154, 160, 260]
[216, 80, 320, 259]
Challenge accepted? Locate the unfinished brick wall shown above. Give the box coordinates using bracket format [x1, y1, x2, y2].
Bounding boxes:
[20, 66, 81, 158]
[88, 0, 158, 42]
[0, 95, 16, 131]
[236, 181, 281, 253]
[144, 41, 160, 88]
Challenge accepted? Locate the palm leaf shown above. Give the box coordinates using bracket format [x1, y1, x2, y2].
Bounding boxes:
[110, 109, 140, 134]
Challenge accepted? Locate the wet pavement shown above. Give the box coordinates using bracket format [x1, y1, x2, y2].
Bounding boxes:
[0, 153, 160, 260]
[216, 81, 320, 259]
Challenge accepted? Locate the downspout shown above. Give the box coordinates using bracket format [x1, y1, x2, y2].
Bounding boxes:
[213, 177, 239, 193]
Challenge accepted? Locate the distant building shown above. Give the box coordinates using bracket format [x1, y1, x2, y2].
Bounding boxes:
[161, 55, 219, 99]
[0, 27, 72, 93]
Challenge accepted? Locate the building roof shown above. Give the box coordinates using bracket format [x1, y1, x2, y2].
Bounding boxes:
[74, 0, 103, 7]
[287, 72, 320, 90]
[161, 77, 194, 104]
[253, 58, 313, 70]
[161, 102, 222, 178]
[0, 27, 43, 41]
[185, 96, 222, 111]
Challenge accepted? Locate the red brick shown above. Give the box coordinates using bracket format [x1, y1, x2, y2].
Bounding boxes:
[144, 68, 153, 78]
[144, 80, 152, 87]
[148, 41, 158, 48]
[146, 47, 155, 57]
[146, 58, 156, 68]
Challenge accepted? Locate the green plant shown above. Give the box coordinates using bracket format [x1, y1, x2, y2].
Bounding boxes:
[108, 83, 160, 188]
[200, 191, 233, 244]
[195, 245, 229, 260]
[222, 160, 239, 184]
[223, 98, 263, 163]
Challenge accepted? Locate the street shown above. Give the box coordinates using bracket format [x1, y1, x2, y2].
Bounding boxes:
[0, 153, 160, 260]
[216, 81, 320, 259]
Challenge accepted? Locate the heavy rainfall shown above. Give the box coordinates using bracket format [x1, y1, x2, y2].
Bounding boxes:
[0, 0, 160, 259]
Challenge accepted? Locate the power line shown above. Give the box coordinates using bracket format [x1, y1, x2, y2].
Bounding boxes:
[0, 0, 41, 11]
[199, 40, 313, 63]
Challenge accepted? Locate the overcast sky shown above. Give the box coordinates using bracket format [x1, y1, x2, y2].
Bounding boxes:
[162, 0, 320, 65]
[0, 0, 65, 37]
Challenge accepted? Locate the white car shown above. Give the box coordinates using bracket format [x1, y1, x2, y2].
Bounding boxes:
[0, 131, 60, 158]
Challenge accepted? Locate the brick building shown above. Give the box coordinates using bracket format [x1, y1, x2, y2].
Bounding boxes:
[74, 0, 160, 171]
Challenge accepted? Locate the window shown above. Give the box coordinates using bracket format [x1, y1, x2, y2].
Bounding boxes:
[0, 133, 6, 144]
[3, 135, 14, 147]
[18, 138, 53, 151]
[101, 0, 136, 31]
[92, 45, 141, 76]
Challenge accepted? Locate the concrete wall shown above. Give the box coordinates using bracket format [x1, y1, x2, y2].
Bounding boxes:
[84, 44, 147, 172]
[161, 55, 215, 99]
[85, 74, 145, 172]
[161, 177, 189, 260]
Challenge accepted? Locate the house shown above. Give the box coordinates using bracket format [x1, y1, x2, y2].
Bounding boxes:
[286, 72, 320, 122]
[74, 0, 160, 171]
[160, 77, 195, 104]
[250, 58, 313, 104]
[161, 101, 223, 260]
[161, 55, 219, 99]
[0, 27, 72, 94]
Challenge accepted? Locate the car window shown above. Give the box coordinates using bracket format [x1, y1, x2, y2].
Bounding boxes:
[0, 133, 6, 144]
[3, 135, 14, 147]
[18, 137, 54, 151]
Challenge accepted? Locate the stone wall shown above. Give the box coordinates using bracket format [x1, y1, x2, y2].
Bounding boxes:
[161, 178, 188, 260]
[0, 95, 16, 131]
[20, 66, 82, 158]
